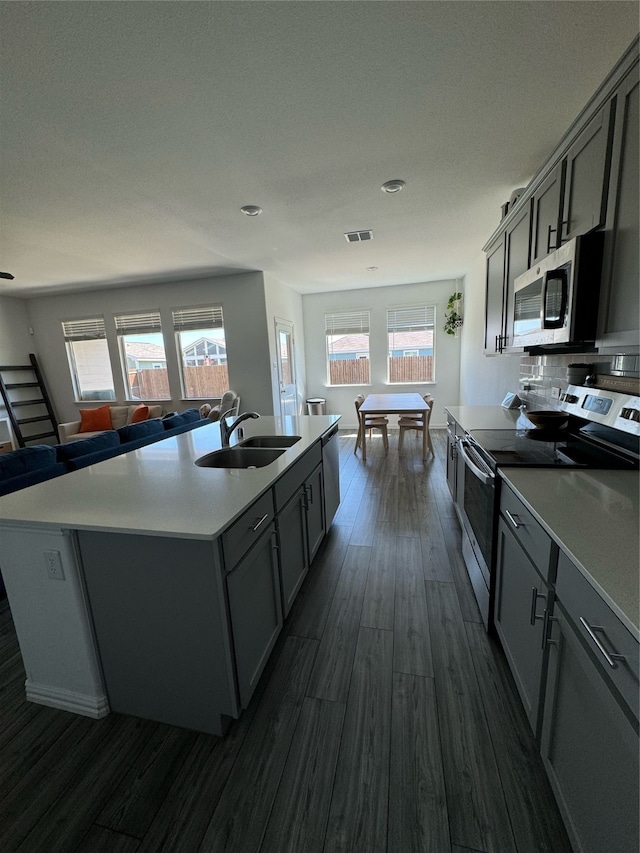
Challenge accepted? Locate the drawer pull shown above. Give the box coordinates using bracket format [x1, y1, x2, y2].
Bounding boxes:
[505, 509, 523, 529]
[579, 617, 626, 669]
[530, 587, 546, 625]
[251, 513, 269, 532]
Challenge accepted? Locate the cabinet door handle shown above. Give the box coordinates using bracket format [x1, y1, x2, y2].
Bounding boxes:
[541, 608, 557, 649]
[579, 617, 626, 668]
[306, 484, 313, 504]
[530, 587, 546, 625]
[546, 225, 557, 254]
[251, 513, 269, 532]
[505, 509, 522, 529]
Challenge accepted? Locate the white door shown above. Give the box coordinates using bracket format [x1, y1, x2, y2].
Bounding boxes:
[275, 320, 298, 418]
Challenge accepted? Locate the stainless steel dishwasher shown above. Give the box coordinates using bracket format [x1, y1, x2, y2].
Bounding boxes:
[321, 424, 340, 527]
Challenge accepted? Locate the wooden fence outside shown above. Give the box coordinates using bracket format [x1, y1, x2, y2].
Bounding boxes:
[328, 356, 434, 385]
[131, 365, 230, 400]
[389, 356, 434, 383]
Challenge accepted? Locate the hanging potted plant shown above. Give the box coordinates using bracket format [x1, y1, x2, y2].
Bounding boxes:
[444, 292, 463, 336]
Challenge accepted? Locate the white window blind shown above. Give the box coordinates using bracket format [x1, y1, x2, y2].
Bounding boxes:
[114, 311, 163, 336]
[387, 305, 435, 332]
[325, 310, 370, 336]
[172, 306, 224, 331]
[62, 317, 107, 341]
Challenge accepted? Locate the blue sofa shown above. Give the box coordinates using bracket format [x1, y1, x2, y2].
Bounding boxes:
[0, 408, 209, 496]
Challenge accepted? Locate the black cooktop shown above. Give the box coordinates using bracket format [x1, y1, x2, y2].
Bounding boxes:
[469, 427, 638, 470]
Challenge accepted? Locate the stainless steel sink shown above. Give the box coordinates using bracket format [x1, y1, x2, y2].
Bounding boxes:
[195, 447, 286, 469]
[239, 435, 301, 448]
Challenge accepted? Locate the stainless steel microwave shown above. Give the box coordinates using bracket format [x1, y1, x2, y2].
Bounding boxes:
[512, 232, 604, 349]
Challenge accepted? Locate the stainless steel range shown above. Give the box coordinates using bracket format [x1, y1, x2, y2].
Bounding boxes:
[453, 387, 639, 630]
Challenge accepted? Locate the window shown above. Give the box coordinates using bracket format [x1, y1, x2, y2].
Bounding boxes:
[325, 310, 370, 385]
[387, 306, 435, 383]
[62, 317, 115, 402]
[114, 311, 170, 400]
[172, 306, 229, 398]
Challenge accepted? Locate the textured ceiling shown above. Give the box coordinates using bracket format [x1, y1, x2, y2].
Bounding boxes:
[0, 1, 638, 297]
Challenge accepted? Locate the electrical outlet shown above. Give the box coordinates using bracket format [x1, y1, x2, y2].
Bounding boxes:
[551, 386, 561, 399]
[44, 550, 65, 581]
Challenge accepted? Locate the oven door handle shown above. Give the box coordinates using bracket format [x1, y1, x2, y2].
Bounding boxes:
[457, 438, 495, 485]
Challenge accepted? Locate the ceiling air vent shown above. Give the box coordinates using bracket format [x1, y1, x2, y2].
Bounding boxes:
[344, 230, 374, 243]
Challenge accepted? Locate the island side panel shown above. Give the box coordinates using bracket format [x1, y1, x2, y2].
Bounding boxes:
[77, 531, 239, 735]
[0, 525, 109, 717]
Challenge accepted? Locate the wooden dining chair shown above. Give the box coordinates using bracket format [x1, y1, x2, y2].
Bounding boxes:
[398, 394, 434, 456]
[354, 395, 389, 454]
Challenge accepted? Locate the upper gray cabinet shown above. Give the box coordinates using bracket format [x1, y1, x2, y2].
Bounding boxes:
[560, 100, 614, 243]
[484, 203, 531, 353]
[597, 64, 640, 350]
[484, 39, 639, 355]
[531, 165, 563, 265]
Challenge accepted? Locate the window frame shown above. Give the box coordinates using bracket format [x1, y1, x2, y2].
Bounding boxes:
[172, 304, 229, 399]
[325, 309, 371, 386]
[114, 310, 171, 401]
[61, 316, 116, 402]
[387, 305, 436, 384]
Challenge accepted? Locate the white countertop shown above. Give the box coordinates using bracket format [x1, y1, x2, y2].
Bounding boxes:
[500, 468, 639, 637]
[446, 405, 523, 432]
[0, 415, 340, 541]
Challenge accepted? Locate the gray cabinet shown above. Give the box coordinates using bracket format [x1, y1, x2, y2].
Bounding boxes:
[274, 442, 325, 615]
[540, 603, 639, 853]
[483, 42, 638, 356]
[226, 523, 282, 708]
[598, 64, 640, 349]
[561, 101, 614, 243]
[531, 164, 563, 264]
[445, 413, 458, 500]
[277, 486, 309, 617]
[484, 203, 530, 353]
[484, 234, 505, 354]
[494, 484, 554, 736]
[494, 518, 549, 737]
[304, 462, 325, 562]
[502, 203, 532, 350]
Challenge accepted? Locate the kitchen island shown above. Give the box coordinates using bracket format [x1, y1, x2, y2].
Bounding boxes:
[0, 414, 340, 734]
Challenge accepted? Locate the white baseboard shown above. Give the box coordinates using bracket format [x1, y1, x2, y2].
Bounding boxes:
[25, 680, 110, 719]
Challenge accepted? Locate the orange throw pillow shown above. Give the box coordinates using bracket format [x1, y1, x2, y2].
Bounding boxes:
[130, 404, 150, 424]
[79, 405, 113, 433]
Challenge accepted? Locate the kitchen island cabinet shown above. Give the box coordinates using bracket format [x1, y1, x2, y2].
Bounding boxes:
[0, 415, 340, 734]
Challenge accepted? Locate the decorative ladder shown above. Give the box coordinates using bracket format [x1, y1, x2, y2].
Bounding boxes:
[0, 353, 59, 447]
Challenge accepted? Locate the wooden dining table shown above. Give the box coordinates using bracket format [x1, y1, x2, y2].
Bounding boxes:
[358, 392, 431, 462]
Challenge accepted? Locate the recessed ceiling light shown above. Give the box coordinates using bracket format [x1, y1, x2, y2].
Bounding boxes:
[240, 205, 263, 216]
[381, 179, 406, 194]
[367, 266, 378, 272]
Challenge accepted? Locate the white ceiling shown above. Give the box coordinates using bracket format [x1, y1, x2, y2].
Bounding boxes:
[0, 1, 638, 298]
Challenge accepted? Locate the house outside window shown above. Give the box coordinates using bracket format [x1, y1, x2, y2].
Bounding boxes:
[61, 317, 116, 402]
[387, 306, 435, 383]
[114, 310, 170, 400]
[325, 310, 370, 386]
[172, 306, 229, 398]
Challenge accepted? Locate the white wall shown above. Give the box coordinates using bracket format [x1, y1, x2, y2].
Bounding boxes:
[302, 279, 462, 429]
[0, 296, 34, 442]
[263, 275, 307, 415]
[459, 253, 521, 405]
[25, 273, 275, 424]
[0, 296, 32, 363]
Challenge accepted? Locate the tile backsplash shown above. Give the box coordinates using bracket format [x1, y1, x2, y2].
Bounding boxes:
[518, 353, 615, 409]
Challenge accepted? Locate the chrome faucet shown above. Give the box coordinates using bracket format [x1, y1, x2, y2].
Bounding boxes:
[220, 410, 260, 446]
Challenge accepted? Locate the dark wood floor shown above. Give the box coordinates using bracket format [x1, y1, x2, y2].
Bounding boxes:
[0, 429, 573, 853]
